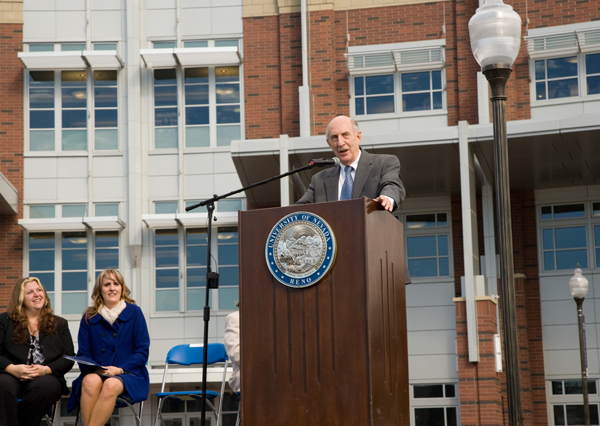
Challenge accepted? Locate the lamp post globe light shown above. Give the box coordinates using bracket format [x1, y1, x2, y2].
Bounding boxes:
[468, 1, 522, 425]
[570, 265, 590, 426]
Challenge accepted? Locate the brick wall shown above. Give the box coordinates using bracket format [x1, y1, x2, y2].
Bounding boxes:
[0, 21, 23, 309]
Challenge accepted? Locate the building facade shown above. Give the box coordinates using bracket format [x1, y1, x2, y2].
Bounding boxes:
[0, 0, 599, 425]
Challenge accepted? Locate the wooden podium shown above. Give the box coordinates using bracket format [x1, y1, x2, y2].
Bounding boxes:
[238, 198, 409, 425]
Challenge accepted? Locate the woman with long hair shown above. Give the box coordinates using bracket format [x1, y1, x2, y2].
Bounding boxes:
[0, 277, 75, 426]
[68, 269, 149, 426]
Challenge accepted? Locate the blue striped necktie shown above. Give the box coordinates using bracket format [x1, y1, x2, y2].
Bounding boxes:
[340, 166, 354, 201]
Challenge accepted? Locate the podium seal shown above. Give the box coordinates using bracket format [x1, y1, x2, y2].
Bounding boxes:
[265, 212, 336, 288]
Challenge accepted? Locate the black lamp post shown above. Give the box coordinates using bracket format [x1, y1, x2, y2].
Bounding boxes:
[468, 1, 522, 425]
[570, 265, 590, 426]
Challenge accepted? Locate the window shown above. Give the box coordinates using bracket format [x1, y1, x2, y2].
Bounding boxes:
[404, 213, 451, 278]
[550, 380, 600, 426]
[153, 66, 242, 148]
[412, 384, 458, 426]
[539, 203, 591, 271]
[154, 227, 239, 312]
[346, 41, 445, 118]
[27, 69, 119, 152]
[27, 230, 120, 315]
[526, 25, 600, 102]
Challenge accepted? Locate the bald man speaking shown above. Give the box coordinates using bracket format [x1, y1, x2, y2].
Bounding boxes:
[296, 116, 405, 212]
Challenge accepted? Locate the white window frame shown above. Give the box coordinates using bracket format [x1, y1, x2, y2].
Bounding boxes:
[546, 379, 600, 426]
[526, 22, 600, 106]
[410, 383, 460, 426]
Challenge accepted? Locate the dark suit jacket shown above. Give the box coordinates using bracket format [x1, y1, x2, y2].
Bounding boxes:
[0, 312, 75, 394]
[296, 150, 405, 210]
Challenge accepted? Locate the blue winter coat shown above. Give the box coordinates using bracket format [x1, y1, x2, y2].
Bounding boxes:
[68, 303, 150, 412]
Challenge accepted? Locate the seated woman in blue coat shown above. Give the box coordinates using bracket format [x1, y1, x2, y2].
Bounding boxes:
[68, 269, 149, 426]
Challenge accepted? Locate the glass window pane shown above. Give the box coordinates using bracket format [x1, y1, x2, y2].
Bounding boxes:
[61, 70, 86, 85]
[96, 231, 118, 247]
[556, 249, 587, 270]
[432, 71, 442, 90]
[355, 77, 364, 96]
[154, 69, 177, 84]
[554, 226, 586, 249]
[438, 234, 449, 255]
[155, 201, 178, 214]
[62, 110, 87, 128]
[155, 108, 178, 126]
[554, 405, 566, 425]
[408, 258, 438, 278]
[365, 74, 394, 95]
[156, 289, 179, 311]
[30, 205, 55, 219]
[95, 109, 118, 128]
[187, 267, 207, 288]
[586, 53, 600, 74]
[544, 251, 555, 270]
[156, 269, 179, 289]
[187, 287, 204, 311]
[96, 248, 118, 270]
[30, 71, 54, 85]
[437, 213, 448, 226]
[407, 236, 437, 257]
[185, 67, 209, 83]
[155, 128, 178, 149]
[95, 87, 117, 108]
[29, 44, 54, 52]
[215, 40, 239, 48]
[355, 97, 365, 115]
[30, 88, 54, 109]
[219, 286, 238, 310]
[548, 78, 578, 99]
[185, 84, 209, 105]
[94, 70, 117, 85]
[216, 105, 240, 124]
[153, 41, 176, 49]
[547, 57, 578, 79]
[588, 76, 600, 95]
[34, 273, 54, 292]
[30, 110, 54, 129]
[403, 93, 431, 111]
[218, 200, 242, 213]
[187, 245, 208, 267]
[30, 232, 55, 249]
[218, 245, 239, 265]
[564, 380, 583, 394]
[184, 40, 209, 48]
[217, 125, 241, 147]
[93, 43, 117, 51]
[432, 91, 442, 109]
[216, 83, 240, 104]
[95, 204, 118, 216]
[415, 408, 444, 426]
[186, 126, 210, 148]
[62, 129, 87, 151]
[61, 43, 85, 51]
[536, 82, 546, 100]
[63, 205, 87, 217]
[401, 72, 430, 92]
[154, 85, 178, 107]
[62, 88, 87, 108]
[62, 292, 88, 315]
[95, 129, 118, 150]
[29, 251, 55, 271]
[446, 407, 457, 426]
[186, 106, 209, 125]
[366, 96, 394, 114]
[62, 248, 87, 271]
[414, 384, 444, 398]
[220, 267, 238, 287]
[62, 271, 87, 291]
[541, 206, 552, 220]
[556, 202, 585, 219]
[156, 229, 178, 245]
[535, 60, 546, 80]
[552, 381, 564, 395]
[156, 246, 179, 268]
[215, 67, 239, 83]
[445, 384, 455, 397]
[30, 130, 55, 151]
[542, 228, 554, 250]
[439, 257, 449, 276]
[407, 214, 436, 228]
[62, 232, 86, 249]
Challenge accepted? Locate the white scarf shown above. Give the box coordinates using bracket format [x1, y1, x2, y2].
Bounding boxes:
[99, 300, 127, 325]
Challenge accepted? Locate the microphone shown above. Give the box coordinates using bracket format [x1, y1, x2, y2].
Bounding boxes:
[309, 157, 340, 168]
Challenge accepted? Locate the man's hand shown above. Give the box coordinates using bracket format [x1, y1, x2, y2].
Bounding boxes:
[373, 195, 394, 212]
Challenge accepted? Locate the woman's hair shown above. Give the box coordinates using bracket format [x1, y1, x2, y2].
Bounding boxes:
[7, 277, 57, 344]
[85, 269, 135, 321]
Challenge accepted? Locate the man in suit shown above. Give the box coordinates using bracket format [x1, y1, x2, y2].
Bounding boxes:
[296, 115, 405, 212]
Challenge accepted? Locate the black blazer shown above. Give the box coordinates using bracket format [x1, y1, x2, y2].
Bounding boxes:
[296, 149, 405, 210]
[0, 312, 75, 394]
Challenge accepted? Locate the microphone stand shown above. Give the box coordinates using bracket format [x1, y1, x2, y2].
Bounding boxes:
[186, 159, 336, 426]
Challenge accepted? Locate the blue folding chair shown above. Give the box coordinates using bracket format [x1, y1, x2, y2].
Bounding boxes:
[154, 343, 229, 426]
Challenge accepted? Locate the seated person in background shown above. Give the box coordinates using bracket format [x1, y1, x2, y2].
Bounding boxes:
[68, 269, 149, 426]
[224, 307, 240, 393]
[0, 277, 75, 426]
